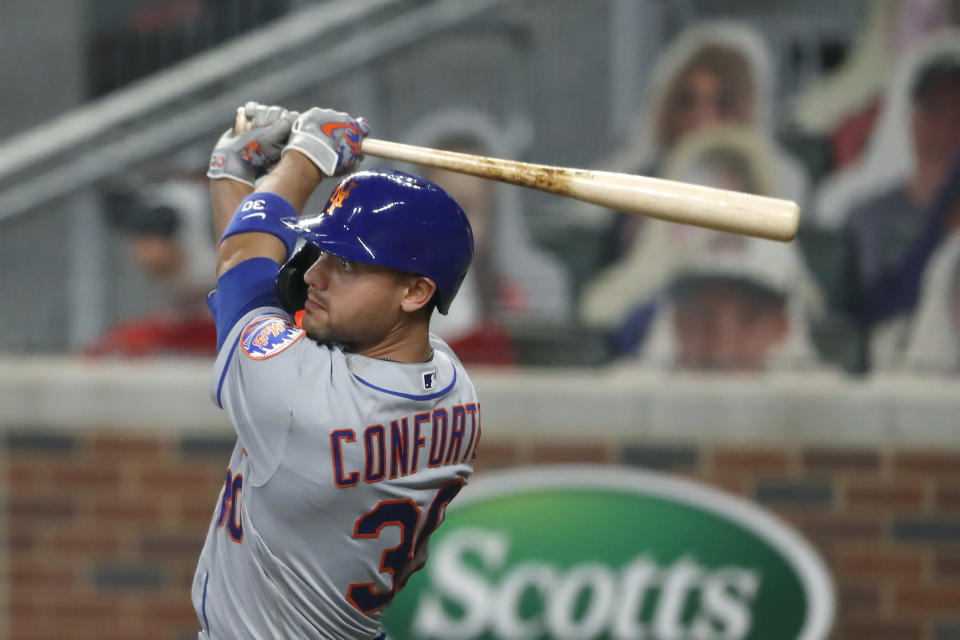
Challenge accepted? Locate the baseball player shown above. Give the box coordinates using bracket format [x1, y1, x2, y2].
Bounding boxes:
[193, 102, 479, 639]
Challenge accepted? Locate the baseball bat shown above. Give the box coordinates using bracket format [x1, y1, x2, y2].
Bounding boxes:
[233, 108, 799, 242]
[360, 138, 799, 242]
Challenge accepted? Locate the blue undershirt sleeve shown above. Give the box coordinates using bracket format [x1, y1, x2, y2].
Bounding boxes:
[206, 257, 283, 351]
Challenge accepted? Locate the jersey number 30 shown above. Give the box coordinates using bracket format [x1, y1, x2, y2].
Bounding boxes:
[346, 479, 464, 614]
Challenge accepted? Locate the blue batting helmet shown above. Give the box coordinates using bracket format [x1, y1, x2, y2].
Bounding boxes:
[276, 170, 474, 315]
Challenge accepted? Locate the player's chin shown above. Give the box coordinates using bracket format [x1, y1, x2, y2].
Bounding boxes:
[301, 308, 329, 337]
[304, 323, 335, 346]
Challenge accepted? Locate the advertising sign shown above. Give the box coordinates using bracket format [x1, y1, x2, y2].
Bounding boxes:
[383, 465, 834, 640]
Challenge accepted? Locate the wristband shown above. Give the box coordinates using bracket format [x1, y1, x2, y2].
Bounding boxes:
[220, 192, 300, 259]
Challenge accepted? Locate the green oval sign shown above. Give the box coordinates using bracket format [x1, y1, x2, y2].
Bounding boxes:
[383, 465, 834, 640]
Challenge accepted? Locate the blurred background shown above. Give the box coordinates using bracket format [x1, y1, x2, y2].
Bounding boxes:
[1, 0, 959, 638]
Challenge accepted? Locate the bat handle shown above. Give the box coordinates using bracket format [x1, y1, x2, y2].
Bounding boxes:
[362, 138, 449, 166]
[233, 106, 253, 135]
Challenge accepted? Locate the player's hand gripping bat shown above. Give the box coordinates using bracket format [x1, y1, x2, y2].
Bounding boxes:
[235, 107, 799, 242]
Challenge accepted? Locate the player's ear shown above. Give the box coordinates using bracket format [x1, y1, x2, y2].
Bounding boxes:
[400, 276, 437, 313]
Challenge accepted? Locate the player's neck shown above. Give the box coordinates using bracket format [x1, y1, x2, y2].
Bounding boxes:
[354, 324, 433, 364]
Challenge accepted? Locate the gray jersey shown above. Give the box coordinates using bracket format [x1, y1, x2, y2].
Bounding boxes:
[192, 305, 479, 639]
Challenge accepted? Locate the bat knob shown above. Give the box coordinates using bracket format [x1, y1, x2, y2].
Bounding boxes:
[233, 107, 253, 135]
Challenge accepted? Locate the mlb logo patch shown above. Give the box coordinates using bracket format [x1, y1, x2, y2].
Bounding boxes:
[422, 369, 438, 391]
[240, 317, 304, 360]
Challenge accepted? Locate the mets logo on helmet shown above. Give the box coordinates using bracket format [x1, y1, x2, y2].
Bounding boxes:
[240, 316, 305, 360]
[326, 180, 357, 214]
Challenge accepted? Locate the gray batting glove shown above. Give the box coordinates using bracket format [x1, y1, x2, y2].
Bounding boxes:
[282, 107, 371, 177]
[207, 101, 299, 186]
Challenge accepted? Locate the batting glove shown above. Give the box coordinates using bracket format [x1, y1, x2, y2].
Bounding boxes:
[282, 107, 370, 177]
[207, 101, 299, 186]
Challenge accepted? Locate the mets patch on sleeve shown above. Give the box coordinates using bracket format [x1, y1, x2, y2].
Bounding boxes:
[240, 316, 305, 360]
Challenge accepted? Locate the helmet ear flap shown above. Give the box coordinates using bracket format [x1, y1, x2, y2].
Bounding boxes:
[276, 243, 321, 314]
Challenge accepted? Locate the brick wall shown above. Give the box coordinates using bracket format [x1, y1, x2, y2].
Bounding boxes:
[2, 363, 959, 640]
[4, 428, 960, 639]
[5, 430, 232, 640]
